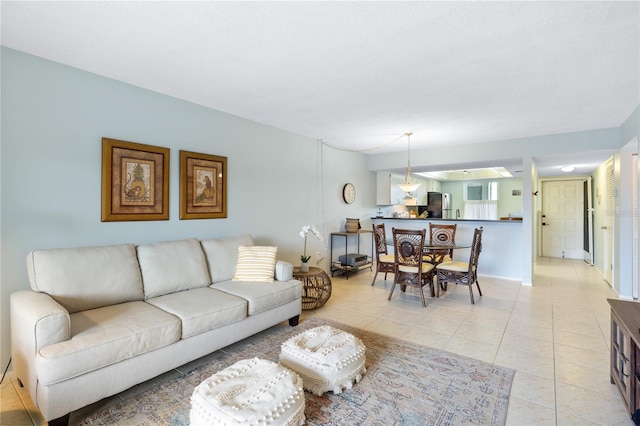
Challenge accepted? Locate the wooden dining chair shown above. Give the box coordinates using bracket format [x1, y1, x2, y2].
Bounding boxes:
[388, 228, 435, 307]
[423, 223, 457, 265]
[435, 227, 483, 304]
[371, 223, 395, 286]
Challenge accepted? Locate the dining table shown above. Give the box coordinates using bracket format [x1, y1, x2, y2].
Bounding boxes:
[422, 241, 471, 263]
[385, 238, 471, 263]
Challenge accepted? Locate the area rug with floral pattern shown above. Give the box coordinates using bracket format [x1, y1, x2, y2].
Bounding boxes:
[74, 317, 514, 425]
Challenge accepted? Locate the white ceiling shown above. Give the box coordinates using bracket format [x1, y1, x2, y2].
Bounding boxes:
[1, 1, 638, 176]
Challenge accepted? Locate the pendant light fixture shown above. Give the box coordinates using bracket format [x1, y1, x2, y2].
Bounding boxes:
[397, 132, 421, 193]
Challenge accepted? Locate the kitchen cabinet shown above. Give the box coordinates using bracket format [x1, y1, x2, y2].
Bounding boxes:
[608, 299, 640, 416]
[426, 179, 441, 192]
[376, 172, 407, 205]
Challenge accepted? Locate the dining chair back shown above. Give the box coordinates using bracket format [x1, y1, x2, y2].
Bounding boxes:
[388, 228, 435, 307]
[371, 223, 395, 286]
[424, 223, 457, 264]
[435, 227, 483, 304]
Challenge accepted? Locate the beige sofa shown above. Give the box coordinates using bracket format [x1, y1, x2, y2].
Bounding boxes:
[10, 235, 302, 425]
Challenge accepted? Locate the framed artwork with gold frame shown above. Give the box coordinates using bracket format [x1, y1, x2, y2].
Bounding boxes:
[180, 150, 227, 219]
[101, 138, 170, 221]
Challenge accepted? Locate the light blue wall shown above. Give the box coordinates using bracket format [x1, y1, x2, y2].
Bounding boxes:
[498, 179, 524, 217]
[0, 48, 375, 369]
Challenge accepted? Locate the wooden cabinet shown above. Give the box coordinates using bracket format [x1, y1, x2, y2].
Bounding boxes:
[608, 299, 640, 416]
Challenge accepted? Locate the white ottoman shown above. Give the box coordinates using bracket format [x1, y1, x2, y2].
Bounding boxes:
[189, 358, 305, 426]
[279, 325, 366, 396]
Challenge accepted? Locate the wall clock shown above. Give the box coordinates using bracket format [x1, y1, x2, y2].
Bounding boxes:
[342, 183, 356, 204]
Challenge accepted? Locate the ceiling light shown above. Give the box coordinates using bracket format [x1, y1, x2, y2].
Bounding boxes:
[561, 165, 575, 173]
[397, 132, 421, 193]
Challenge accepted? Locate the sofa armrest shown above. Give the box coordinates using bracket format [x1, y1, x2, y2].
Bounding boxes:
[10, 290, 70, 403]
[11, 290, 70, 356]
[275, 260, 293, 282]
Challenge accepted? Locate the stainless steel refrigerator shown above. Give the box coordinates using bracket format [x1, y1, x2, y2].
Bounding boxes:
[427, 192, 451, 218]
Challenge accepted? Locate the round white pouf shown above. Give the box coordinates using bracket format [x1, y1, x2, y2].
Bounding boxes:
[279, 325, 366, 396]
[189, 358, 305, 426]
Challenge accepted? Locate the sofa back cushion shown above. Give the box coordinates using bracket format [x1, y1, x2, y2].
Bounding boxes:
[26, 244, 143, 314]
[137, 238, 211, 299]
[200, 235, 254, 283]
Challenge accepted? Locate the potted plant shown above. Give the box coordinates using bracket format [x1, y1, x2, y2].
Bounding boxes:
[299, 225, 323, 272]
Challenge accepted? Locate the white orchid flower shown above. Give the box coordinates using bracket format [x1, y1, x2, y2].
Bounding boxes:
[309, 225, 324, 241]
[300, 225, 324, 262]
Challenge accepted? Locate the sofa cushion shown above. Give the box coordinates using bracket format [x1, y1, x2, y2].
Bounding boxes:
[137, 238, 211, 299]
[233, 246, 278, 283]
[212, 280, 302, 316]
[201, 235, 254, 283]
[146, 287, 247, 339]
[26, 244, 143, 314]
[36, 301, 181, 385]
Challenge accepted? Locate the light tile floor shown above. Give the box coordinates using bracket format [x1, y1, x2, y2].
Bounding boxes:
[0, 257, 633, 425]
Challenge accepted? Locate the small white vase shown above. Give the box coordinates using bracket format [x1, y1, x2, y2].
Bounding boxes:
[301, 262, 309, 272]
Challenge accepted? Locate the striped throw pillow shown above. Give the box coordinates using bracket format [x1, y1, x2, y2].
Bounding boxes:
[233, 246, 278, 283]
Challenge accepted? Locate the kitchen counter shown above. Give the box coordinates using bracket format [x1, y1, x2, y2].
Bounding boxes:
[372, 217, 522, 222]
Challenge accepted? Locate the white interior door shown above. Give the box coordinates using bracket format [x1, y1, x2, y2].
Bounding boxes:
[542, 180, 584, 259]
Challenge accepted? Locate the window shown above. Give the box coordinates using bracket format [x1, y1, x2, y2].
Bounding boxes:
[488, 181, 498, 200]
[463, 181, 498, 201]
[463, 181, 499, 220]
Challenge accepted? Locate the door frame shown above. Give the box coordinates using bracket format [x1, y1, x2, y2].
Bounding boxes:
[539, 176, 592, 260]
[584, 177, 594, 265]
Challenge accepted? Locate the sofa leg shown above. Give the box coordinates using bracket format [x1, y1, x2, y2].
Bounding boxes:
[49, 413, 70, 426]
[288, 315, 300, 326]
